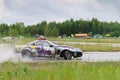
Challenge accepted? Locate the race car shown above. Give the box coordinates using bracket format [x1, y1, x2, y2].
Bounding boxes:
[14, 40, 83, 60]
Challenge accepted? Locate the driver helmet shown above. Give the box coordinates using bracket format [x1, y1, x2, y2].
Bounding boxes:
[39, 35, 46, 40]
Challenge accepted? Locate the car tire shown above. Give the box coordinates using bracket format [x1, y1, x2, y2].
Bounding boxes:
[64, 51, 72, 60]
[22, 49, 32, 58]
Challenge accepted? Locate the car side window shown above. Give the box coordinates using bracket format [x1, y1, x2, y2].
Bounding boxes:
[31, 42, 37, 46]
[36, 42, 43, 46]
[31, 42, 42, 46]
[42, 42, 50, 46]
[31, 41, 50, 46]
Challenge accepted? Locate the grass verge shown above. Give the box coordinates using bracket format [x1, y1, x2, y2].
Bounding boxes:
[0, 61, 120, 80]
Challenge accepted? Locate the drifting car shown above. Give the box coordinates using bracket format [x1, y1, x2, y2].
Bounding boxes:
[14, 40, 83, 60]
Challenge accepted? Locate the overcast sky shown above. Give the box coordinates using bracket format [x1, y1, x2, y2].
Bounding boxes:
[0, 0, 120, 25]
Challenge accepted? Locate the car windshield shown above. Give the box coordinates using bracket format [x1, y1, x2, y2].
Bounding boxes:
[46, 40, 58, 46]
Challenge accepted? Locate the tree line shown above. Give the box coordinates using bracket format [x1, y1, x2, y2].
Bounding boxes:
[0, 18, 120, 37]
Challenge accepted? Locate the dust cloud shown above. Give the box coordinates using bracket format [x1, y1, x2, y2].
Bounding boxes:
[0, 44, 34, 63]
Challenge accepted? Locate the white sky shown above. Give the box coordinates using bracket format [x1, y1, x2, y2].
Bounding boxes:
[0, 0, 120, 25]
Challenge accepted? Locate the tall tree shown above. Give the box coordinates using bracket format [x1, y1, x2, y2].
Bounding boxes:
[91, 18, 100, 35]
[0, 23, 9, 36]
[37, 21, 47, 35]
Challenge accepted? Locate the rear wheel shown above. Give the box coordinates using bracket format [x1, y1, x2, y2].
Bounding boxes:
[22, 49, 32, 58]
[64, 51, 72, 60]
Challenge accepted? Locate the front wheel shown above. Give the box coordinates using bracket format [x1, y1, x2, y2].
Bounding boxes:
[22, 49, 32, 58]
[64, 51, 72, 60]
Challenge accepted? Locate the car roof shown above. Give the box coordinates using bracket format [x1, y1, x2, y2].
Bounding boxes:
[29, 40, 47, 44]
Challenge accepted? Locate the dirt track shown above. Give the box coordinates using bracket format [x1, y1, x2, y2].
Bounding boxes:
[82, 52, 120, 62]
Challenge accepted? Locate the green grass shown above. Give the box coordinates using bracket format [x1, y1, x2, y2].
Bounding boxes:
[49, 37, 120, 43]
[11, 38, 37, 45]
[1, 37, 120, 44]
[1, 61, 120, 80]
[1, 37, 120, 43]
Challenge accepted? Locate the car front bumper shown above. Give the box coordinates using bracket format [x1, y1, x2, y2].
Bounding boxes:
[73, 51, 83, 57]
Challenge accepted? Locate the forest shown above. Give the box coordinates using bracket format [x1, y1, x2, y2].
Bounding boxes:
[0, 18, 120, 37]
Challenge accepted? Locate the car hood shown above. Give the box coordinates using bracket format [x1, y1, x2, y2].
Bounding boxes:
[56, 45, 82, 52]
[57, 45, 75, 49]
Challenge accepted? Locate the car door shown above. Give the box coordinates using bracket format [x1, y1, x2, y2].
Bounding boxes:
[34, 41, 45, 56]
[42, 41, 55, 56]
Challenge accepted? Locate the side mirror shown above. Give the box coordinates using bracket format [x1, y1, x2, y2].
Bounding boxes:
[49, 45, 54, 47]
[32, 43, 36, 46]
[32, 43, 35, 46]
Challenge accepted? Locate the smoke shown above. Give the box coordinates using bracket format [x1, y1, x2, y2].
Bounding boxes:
[0, 44, 34, 63]
[0, 43, 60, 63]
